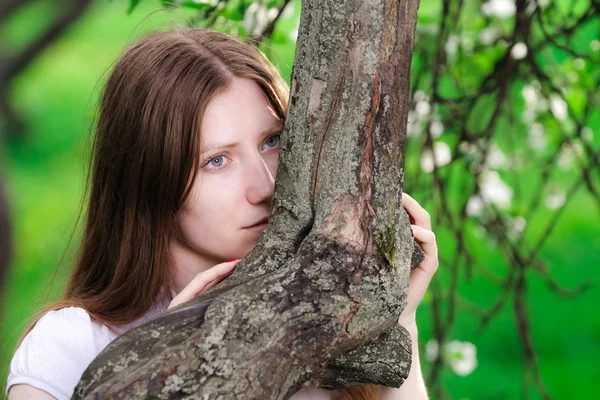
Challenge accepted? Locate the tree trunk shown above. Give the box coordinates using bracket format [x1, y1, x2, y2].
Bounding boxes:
[74, 0, 422, 398]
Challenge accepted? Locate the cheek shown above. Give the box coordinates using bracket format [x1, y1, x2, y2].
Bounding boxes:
[264, 152, 280, 177]
[180, 177, 239, 232]
[177, 201, 226, 253]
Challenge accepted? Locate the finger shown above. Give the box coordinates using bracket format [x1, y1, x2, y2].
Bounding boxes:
[402, 192, 431, 230]
[176, 271, 233, 305]
[405, 263, 436, 311]
[202, 271, 234, 292]
[172, 272, 231, 308]
[179, 260, 240, 298]
[203, 260, 240, 289]
[399, 256, 438, 326]
[193, 260, 238, 287]
[407, 236, 438, 293]
[202, 259, 240, 280]
[411, 224, 437, 255]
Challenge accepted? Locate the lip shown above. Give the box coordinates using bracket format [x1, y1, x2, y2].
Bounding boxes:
[244, 222, 268, 231]
[244, 217, 269, 229]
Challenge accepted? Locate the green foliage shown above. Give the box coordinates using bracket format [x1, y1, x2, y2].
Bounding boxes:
[127, 0, 142, 14]
[1, 1, 598, 399]
[180, 1, 215, 10]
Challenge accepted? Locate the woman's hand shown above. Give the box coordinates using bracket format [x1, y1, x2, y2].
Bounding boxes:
[378, 193, 438, 399]
[397, 192, 439, 331]
[167, 259, 241, 310]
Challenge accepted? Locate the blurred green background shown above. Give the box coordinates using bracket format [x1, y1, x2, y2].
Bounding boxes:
[1, 0, 598, 399]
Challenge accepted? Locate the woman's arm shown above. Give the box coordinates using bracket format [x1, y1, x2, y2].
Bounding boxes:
[8, 385, 57, 400]
[378, 325, 428, 400]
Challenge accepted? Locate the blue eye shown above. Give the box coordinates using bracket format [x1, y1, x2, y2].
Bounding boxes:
[203, 134, 280, 171]
[265, 134, 280, 149]
[204, 153, 227, 169]
[210, 156, 224, 167]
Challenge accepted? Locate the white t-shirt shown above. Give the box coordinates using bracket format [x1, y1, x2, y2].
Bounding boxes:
[6, 296, 170, 400]
[6, 301, 338, 399]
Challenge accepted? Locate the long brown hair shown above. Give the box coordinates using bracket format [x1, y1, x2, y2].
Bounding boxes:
[12, 27, 378, 399]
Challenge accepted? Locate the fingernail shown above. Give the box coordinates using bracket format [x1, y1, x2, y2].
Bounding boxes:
[227, 258, 239, 262]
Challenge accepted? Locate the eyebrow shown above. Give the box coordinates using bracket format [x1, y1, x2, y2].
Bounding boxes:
[200, 121, 284, 156]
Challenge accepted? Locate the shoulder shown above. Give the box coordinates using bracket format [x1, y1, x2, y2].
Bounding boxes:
[290, 386, 340, 400]
[6, 307, 115, 400]
[33, 306, 92, 332]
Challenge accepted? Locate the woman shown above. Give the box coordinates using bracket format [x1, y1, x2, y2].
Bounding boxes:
[6, 27, 438, 400]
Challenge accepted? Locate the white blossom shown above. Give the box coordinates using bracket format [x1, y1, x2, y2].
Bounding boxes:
[193, 0, 219, 5]
[557, 142, 580, 171]
[430, 120, 444, 138]
[407, 110, 419, 137]
[466, 195, 484, 217]
[421, 142, 452, 173]
[529, 123, 543, 136]
[446, 340, 478, 376]
[570, 139, 585, 158]
[512, 216, 527, 232]
[525, 0, 540, 15]
[507, 215, 527, 240]
[486, 143, 507, 169]
[550, 94, 568, 121]
[522, 85, 538, 104]
[413, 90, 428, 102]
[289, 25, 299, 42]
[510, 42, 528, 60]
[281, 2, 294, 17]
[537, 0, 550, 7]
[482, 0, 516, 19]
[416, 101, 431, 117]
[537, 97, 548, 111]
[267, 7, 279, 21]
[479, 27, 498, 45]
[244, 3, 270, 36]
[528, 123, 547, 151]
[522, 109, 536, 123]
[521, 82, 548, 121]
[479, 170, 513, 209]
[445, 35, 461, 55]
[425, 338, 479, 376]
[459, 141, 477, 155]
[426, 339, 439, 361]
[545, 187, 566, 209]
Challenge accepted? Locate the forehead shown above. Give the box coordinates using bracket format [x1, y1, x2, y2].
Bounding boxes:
[200, 78, 281, 144]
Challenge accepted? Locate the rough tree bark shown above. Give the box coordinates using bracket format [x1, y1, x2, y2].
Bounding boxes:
[73, 0, 422, 398]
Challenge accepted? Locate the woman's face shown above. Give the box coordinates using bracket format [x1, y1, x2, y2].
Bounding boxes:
[174, 77, 283, 267]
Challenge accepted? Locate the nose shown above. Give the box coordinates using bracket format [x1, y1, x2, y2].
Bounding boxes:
[245, 153, 276, 205]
